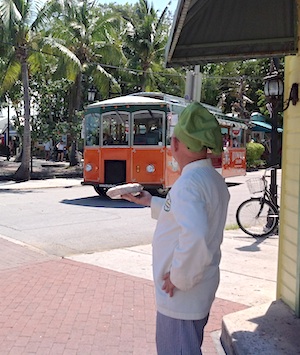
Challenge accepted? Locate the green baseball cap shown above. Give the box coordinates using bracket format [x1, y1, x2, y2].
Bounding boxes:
[174, 102, 223, 154]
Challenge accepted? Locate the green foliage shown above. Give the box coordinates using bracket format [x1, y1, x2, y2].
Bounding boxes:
[30, 73, 74, 144]
[119, 0, 184, 94]
[201, 58, 284, 118]
[246, 142, 265, 167]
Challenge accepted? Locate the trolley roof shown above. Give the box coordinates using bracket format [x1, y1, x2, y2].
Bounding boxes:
[87, 94, 167, 109]
[86, 92, 249, 129]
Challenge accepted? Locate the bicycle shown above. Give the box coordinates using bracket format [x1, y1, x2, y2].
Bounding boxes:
[236, 167, 280, 237]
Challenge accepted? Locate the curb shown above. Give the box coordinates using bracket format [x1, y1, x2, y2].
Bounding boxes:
[0, 178, 83, 190]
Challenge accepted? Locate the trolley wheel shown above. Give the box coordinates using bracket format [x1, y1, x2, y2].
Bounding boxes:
[236, 198, 278, 237]
[94, 186, 108, 197]
[147, 188, 170, 198]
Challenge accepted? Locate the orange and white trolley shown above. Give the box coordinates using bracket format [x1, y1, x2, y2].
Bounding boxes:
[82, 92, 247, 196]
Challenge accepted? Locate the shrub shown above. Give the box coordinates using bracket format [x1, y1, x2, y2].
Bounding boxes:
[246, 142, 265, 168]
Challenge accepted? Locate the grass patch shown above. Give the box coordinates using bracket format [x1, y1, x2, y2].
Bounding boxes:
[225, 223, 240, 230]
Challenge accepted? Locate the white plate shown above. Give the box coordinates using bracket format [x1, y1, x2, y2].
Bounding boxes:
[106, 183, 143, 199]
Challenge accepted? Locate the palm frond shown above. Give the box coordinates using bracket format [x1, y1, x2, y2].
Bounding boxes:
[0, 57, 21, 95]
[0, 0, 22, 26]
[42, 36, 81, 68]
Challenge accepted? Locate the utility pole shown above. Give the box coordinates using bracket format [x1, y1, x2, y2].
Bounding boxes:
[7, 99, 10, 161]
[184, 65, 203, 102]
[263, 59, 283, 207]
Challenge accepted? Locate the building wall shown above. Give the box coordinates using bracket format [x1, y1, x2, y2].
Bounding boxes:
[277, 52, 300, 315]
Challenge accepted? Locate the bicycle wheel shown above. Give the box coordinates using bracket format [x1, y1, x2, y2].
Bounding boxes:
[236, 198, 278, 237]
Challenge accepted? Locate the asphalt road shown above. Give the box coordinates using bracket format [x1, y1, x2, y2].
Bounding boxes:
[0, 184, 156, 256]
[0, 169, 281, 257]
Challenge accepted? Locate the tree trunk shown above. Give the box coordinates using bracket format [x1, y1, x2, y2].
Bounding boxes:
[14, 50, 31, 182]
[69, 140, 78, 166]
[141, 62, 150, 92]
[68, 73, 82, 166]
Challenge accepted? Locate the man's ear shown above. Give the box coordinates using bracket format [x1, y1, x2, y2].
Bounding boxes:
[173, 136, 179, 151]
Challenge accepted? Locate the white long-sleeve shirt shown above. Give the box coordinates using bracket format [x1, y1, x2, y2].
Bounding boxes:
[151, 158, 230, 320]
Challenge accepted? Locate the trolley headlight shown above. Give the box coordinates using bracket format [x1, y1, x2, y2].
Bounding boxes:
[85, 163, 93, 172]
[146, 164, 155, 173]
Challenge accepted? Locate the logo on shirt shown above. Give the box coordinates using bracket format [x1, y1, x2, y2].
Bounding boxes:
[164, 194, 171, 212]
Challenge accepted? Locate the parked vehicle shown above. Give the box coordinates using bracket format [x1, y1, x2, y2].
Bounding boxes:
[82, 92, 248, 196]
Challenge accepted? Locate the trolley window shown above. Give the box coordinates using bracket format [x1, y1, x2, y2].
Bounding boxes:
[102, 111, 130, 146]
[85, 113, 100, 146]
[133, 110, 164, 146]
[166, 104, 186, 145]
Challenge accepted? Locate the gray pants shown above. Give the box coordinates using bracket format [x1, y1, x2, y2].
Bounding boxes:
[156, 312, 209, 355]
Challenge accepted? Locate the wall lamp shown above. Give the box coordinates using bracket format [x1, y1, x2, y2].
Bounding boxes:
[264, 70, 299, 111]
[283, 83, 299, 111]
[263, 71, 284, 100]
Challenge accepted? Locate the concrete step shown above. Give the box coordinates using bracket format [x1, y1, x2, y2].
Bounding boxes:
[221, 300, 300, 355]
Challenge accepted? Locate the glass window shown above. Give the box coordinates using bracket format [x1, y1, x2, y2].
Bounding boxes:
[133, 110, 164, 146]
[85, 113, 100, 146]
[102, 111, 129, 146]
[166, 104, 185, 145]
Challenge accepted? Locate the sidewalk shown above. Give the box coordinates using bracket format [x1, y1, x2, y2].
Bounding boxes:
[0, 235, 247, 355]
[0, 156, 82, 181]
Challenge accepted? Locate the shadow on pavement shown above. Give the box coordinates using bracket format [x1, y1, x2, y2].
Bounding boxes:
[0, 188, 42, 194]
[60, 196, 147, 208]
[236, 234, 278, 252]
[226, 182, 241, 187]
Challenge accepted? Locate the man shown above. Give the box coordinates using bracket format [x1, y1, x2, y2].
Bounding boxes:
[122, 102, 230, 354]
[44, 139, 52, 161]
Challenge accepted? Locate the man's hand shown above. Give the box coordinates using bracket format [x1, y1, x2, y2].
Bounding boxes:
[121, 190, 152, 206]
[162, 272, 175, 297]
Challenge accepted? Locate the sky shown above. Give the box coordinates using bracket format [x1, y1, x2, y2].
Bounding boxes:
[36, 0, 179, 16]
[107, 0, 178, 15]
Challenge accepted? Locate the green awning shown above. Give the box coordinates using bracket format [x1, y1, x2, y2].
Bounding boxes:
[251, 120, 283, 133]
[166, 0, 298, 66]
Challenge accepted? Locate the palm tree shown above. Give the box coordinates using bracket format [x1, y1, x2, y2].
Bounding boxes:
[47, 0, 125, 164]
[0, 0, 80, 180]
[120, 0, 182, 92]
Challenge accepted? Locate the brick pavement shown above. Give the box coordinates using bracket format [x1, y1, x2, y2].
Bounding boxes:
[0, 237, 248, 354]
